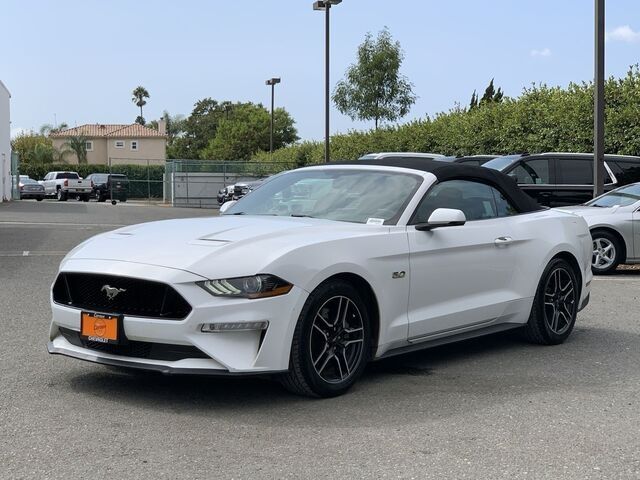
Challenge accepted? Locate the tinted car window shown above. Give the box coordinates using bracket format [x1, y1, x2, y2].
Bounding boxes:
[610, 160, 640, 184]
[413, 180, 512, 223]
[557, 158, 593, 184]
[510, 159, 551, 184]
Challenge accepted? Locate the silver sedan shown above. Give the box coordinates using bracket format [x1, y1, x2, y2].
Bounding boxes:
[559, 183, 640, 274]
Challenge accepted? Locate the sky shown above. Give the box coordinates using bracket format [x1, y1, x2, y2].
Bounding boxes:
[2, 0, 640, 141]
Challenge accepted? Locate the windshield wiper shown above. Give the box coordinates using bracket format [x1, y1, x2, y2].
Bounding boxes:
[228, 212, 246, 215]
[290, 214, 315, 218]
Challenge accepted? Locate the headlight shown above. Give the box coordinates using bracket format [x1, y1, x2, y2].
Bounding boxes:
[197, 274, 293, 299]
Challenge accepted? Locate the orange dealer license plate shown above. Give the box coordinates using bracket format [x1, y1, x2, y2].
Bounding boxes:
[80, 312, 120, 344]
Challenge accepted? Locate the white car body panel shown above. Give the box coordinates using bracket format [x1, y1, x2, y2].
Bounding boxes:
[558, 203, 640, 263]
[49, 165, 593, 375]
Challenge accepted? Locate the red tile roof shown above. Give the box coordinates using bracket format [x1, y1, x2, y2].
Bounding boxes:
[50, 124, 166, 138]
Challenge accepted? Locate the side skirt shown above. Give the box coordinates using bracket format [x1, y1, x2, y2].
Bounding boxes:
[375, 323, 522, 361]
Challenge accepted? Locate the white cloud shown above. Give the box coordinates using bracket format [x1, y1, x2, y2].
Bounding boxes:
[606, 25, 640, 43]
[530, 48, 552, 58]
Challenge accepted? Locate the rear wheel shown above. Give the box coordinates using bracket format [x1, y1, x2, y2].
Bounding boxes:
[523, 258, 578, 345]
[591, 230, 622, 275]
[280, 280, 371, 397]
[36, 198, 42, 201]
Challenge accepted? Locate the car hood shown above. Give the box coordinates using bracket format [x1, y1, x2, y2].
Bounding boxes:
[62, 215, 386, 279]
[554, 205, 620, 217]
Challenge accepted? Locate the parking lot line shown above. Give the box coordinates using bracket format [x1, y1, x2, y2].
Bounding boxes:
[0, 251, 67, 257]
[0, 221, 125, 227]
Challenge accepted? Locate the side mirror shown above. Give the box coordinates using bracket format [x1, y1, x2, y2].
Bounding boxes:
[415, 208, 466, 231]
[219, 200, 237, 214]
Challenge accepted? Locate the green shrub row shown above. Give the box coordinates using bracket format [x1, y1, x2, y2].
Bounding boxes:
[254, 67, 640, 164]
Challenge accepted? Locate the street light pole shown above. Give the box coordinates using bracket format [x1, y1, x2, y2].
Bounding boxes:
[313, 0, 341, 163]
[594, 0, 605, 197]
[265, 77, 281, 157]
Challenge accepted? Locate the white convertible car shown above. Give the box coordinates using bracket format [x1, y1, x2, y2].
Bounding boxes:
[48, 159, 593, 397]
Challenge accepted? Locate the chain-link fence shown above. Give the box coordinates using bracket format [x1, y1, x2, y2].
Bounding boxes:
[107, 157, 165, 202]
[165, 160, 296, 208]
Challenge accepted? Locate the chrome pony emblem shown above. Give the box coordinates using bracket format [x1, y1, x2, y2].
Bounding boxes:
[101, 285, 126, 300]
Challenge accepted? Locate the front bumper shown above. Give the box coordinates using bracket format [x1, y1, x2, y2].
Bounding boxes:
[49, 259, 308, 374]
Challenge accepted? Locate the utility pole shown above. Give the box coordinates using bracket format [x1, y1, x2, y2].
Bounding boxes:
[594, 0, 605, 197]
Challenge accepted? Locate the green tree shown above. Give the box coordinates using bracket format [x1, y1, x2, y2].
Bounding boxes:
[469, 90, 478, 110]
[64, 135, 89, 164]
[479, 79, 504, 105]
[11, 133, 53, 163]
[39, 122, 69, 136]
[200, 103, 298, 160]
[132, 86, 150, 125]
[333, 27, 417, 129]
[148, 110, 185, 146]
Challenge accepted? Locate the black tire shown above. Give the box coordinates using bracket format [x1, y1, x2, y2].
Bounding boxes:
[591, 230, 622, 275]
[56, 189, 67, 202]
[97, 194, 106, 203]
[111, 200, 117, 205]
[280, 280, 372, 397]
[81, 195, 90, 202]
[523, 257, 579, 345]
[36, 198, 43, 201]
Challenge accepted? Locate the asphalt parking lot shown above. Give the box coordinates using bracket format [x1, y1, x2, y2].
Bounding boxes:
[1, 200, 639, 479]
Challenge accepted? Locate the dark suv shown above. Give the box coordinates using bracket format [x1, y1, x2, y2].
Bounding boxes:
[86, 173, 129, 203]
[483, 153, 640, 207]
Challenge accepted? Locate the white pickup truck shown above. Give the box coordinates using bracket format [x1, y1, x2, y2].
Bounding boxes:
[42, 171, 93, 202]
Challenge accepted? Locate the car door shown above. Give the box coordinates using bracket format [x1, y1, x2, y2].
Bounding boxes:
[406, 179, 521, 340]
[505, 157, 555, 206]
[43, 173, 53, 195]
[553, 156, 611, 206]
[634, 206, 640, 260]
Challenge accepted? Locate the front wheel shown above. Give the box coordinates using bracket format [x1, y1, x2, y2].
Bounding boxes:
[523, 258, 579, 345]
[56, 189, 67, 202]
[280, 280, 371, 397]
[591, 230, 622, 275]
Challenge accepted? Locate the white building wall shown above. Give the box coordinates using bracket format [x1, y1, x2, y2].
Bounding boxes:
[0, 80, 10, 202]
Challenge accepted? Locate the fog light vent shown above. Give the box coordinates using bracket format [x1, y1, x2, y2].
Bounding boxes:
[201, 321, 269, 333]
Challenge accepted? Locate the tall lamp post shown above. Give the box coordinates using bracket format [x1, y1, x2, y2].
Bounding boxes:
[594, 0, 605, 197]
[265, 77, 281, 157]
[313, 0, 341, 163]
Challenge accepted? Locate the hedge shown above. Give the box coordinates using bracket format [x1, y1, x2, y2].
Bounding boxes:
[253, 66, 640, 164]
[18, 163, 166, 198]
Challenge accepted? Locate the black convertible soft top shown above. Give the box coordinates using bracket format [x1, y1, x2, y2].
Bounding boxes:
[330, 157, 542, 214]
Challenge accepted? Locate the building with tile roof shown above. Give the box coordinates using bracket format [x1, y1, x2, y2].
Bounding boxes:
[51, 122, 167, 165]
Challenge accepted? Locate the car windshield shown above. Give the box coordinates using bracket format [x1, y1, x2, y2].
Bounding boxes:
[21, 178, 39, 185]
[483, 155, 522, 171]
[224, 168, 423, 225]
[586, 183, 640, 207]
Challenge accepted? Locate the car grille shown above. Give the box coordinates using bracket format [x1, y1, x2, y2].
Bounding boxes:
[53, 273, 192, 320]
[59, 327, 209, 361]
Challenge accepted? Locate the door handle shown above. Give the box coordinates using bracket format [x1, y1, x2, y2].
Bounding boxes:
[494, 236, 514, 246]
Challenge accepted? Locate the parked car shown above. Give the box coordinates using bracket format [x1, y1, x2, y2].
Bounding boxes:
[217, 185, 235, 205]
[42, 171, 93, 202]
[483, 153, 640, 207]
[18, 177, 45, 201]
[85, 173, 129, 204]
[359, 152, 446, 161]
[48, 158, 592, 397]
[232, 180, 263, 200]
[438, 155, 497, 166]
[557, 182, 640, 274]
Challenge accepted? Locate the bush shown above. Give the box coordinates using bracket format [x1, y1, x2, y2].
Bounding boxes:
[256, 66, 640, 161]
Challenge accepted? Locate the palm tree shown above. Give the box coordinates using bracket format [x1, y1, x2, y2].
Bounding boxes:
[39, 122, 69, 136]
[64, 135, 88, 164]
[132, 86, 150, 125]
[31, 143, 55, 165]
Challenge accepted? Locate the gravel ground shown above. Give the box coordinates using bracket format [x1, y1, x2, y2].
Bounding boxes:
[1, 200, 639, 480]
